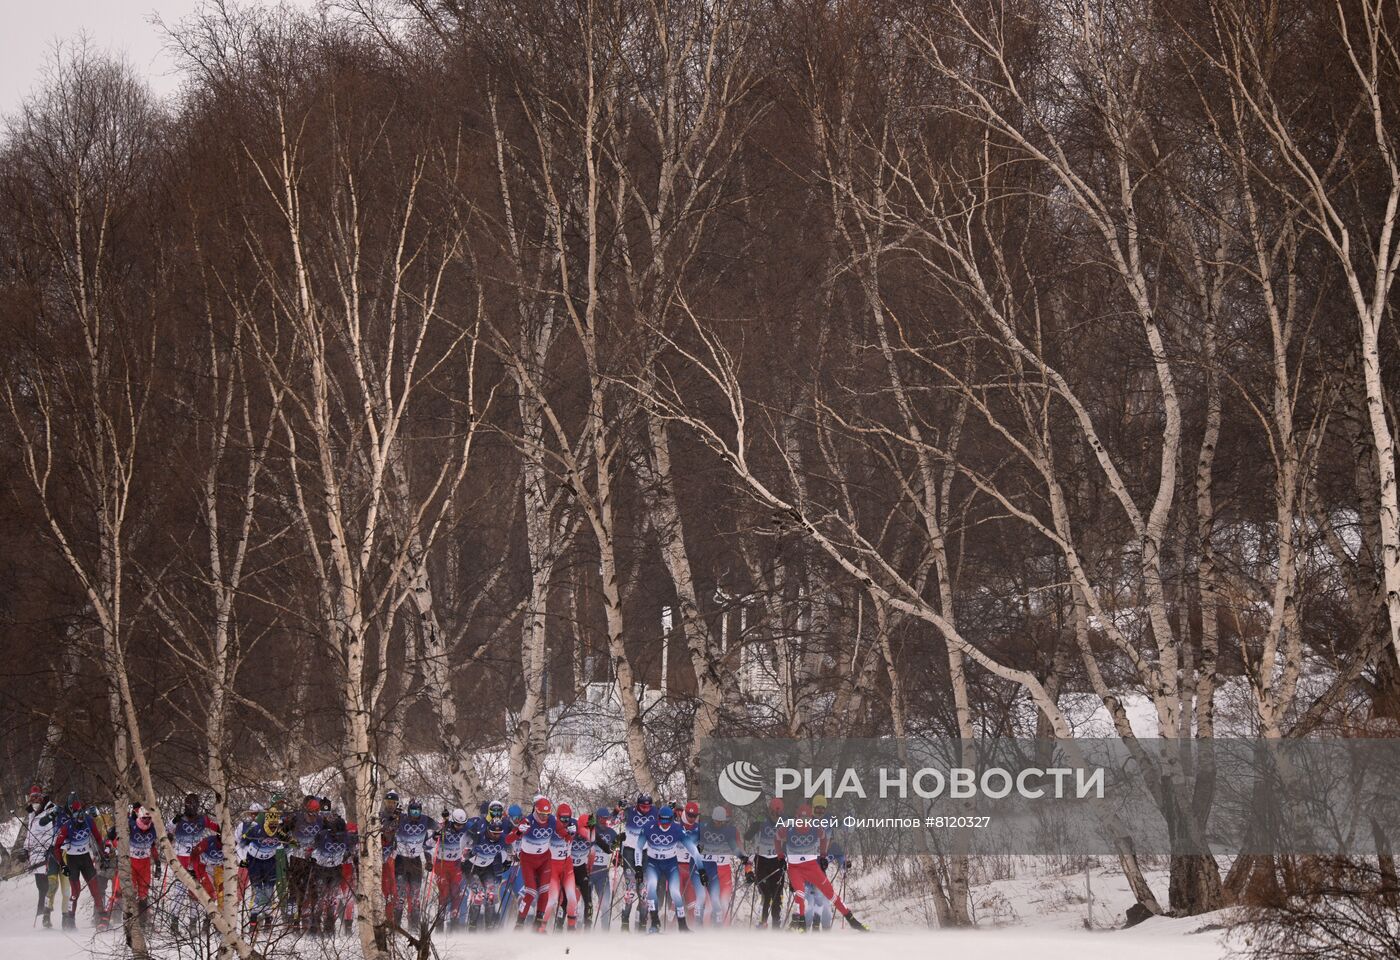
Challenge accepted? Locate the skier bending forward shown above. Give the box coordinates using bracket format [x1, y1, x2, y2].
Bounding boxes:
[775, 804, 866, 931]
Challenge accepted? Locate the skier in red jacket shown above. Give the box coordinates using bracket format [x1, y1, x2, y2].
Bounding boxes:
[775, 804, 866, 931]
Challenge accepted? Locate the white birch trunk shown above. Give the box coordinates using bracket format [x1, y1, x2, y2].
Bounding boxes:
[590, 399, 656, 794]
[509, 377, 565, 798]
[401, 496, 484, 804]
[1215, 2, 1400, 664]
[638, 412, 726, 788]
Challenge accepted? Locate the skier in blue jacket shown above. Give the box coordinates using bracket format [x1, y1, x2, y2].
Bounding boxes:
[619, 793, 656, 930]
[640, 805, 704, 933]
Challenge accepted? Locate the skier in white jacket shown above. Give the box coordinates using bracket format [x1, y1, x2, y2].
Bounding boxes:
[21, 786, 61, 928]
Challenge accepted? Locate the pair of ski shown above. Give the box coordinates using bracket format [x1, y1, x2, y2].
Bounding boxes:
[778, 866, 869, 932]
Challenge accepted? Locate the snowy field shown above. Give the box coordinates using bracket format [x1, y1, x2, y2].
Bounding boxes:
[443, 923, 1234, 960]
[0, 861, 1239, 960]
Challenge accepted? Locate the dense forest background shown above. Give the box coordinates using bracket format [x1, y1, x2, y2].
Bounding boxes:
[4, 0, 1400, 953]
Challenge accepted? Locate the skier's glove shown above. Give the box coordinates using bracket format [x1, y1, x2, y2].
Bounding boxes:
[818, 856, 829, 872]
[153, 860, 162, 879]
[743, 866, 756, 885]
[697, 867, 710, 887]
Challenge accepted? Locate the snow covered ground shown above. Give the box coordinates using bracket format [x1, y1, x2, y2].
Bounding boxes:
[0, 859, 1239, 960]
[431, 922, 1233, 960]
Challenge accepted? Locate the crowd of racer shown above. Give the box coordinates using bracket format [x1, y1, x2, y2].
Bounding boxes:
[19, 786, 866, 937]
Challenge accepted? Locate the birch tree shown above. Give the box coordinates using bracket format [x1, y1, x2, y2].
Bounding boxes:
[1206, 0, 1400, 665]
[804, 19, 979, 919]
[1, 47, 162, 955]
[609, 0, 759, 789]
[474, 0, 660, 794]
[864, 0, 1229, 910]
[236, 65, 492, 949]
[477, 89, 579, 798]
[147, 274, 285, 944]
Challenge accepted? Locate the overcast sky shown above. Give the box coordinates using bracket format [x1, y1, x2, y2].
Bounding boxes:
[0, 0, 310, 120]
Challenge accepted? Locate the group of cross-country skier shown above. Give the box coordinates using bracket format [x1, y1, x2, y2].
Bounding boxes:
[19, 784, 868, 939]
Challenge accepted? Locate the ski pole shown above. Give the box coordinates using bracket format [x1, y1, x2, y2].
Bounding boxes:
[495, 867, 512, 918]
[724, 871, 746, 926]
[618, 867, 630, 934]
[420, 866, 434, 924]
[780, 886, 797, 930]
[608, 862, 620, 926]
[618, 862, 630, 929]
